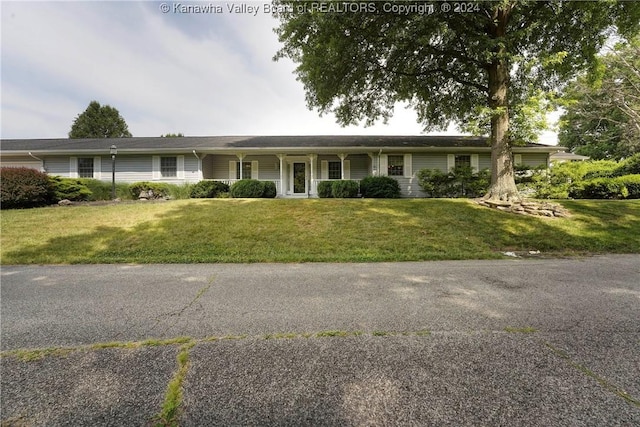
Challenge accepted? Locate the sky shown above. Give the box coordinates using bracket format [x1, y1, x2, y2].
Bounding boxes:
[1, 1, 558, 143]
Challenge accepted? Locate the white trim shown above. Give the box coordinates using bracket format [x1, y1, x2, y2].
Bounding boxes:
[321, 160, 328, 180]
[229, 161, 236, 180]
[343, 159, 351, 180]
[70, 157, 78, 178]
[93, 156, 102, 180]
[471, 154, 479, 173]
[403, 154, 412, 178]
[379, 154, 388, 176]
[152, 156, 161, 180]
[177, 155, 185, 179]
[251, 160, 259, 179]
[447, 154, 455, 172]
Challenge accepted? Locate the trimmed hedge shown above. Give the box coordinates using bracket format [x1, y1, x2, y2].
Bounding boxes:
[230, 179, 277, 198]
[616, 174, 640, 199]
[570, 178, 628, 199]
[331, 180, 360, 198]
[1, 167, 55, 209]
[317, 181, 334, 198]
[190, 181, 230, 198]
[416, 167, 490, 198]
[360, 176, 401, 198]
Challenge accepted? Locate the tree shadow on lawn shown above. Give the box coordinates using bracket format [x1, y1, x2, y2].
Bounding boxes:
[4, 199, 640, 264]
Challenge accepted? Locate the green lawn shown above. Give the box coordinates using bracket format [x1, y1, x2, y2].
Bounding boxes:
[1, 199, 639, 264]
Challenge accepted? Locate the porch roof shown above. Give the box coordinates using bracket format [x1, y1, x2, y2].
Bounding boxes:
[1, 135, 562, 155]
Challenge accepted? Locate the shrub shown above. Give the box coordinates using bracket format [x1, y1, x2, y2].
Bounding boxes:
[570, 177, 628, 199]
[416, 167, 490, 198]
[262, 181, 277, 198]
[78, 179, 131, 200]
[129, 182, 171, 199]
[360, 176, 401, 198]
[230, 179, 265, 198]
[1, 167, 55, 209]
[331, 180, 359, 198]
[317, 181, 334, 198]
[190, 181, 230, 198]
[50, 177, 93, 201]
[617, 154, 640, 176]
[616, 174, 640, 199]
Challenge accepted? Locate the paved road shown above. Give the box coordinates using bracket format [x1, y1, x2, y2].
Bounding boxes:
[1, 256, 639, 425]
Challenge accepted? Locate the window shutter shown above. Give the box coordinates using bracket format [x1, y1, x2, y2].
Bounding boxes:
[229, 161, 237, 180]
[447, 154, 455, 172]
[403, 154, 412, 178]
[177, 155, 185, 179]
[93, 156, 102, 179]
[514, 154, 522, 166]
[70, 157, 78, 178]
[343, 160, 350, 180]
[152, 156, 161, 180]
[471, 154, 479, 173]
[379, 155, 388, 176]
[251, 161, 259, 179]
[321, 160, 328, 179]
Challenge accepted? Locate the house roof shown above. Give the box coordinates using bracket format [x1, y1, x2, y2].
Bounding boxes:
[1, 135, 562, 155]
[550, 151, 590, 161]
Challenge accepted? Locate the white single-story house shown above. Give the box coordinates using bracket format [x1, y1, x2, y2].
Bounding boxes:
[0, 136, 563, 198]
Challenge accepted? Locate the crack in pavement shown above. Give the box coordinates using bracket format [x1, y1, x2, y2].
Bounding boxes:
[112, 276, 215, 341]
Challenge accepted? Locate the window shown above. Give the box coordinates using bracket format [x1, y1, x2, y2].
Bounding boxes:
[236, 161, 252, 179]
[328, 161, 341, 179]
[161, 157, 177, 177]
[455, 155, 471, 169]
[388, 155, 404, 176]
[78, 158, 94, 178]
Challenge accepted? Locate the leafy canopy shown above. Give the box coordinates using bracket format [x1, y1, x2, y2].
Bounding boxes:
[559, 36, 640, 160]
[69, 100, 132, 139]
[274, 1, 640, 144]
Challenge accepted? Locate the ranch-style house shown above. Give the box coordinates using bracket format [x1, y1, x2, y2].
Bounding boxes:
[0, 135, 563, 198]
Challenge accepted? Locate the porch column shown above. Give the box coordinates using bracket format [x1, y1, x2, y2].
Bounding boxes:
[339, 153, 348, 179]
[309, 154, 317, 196]
[236, 153, 246, 179]
[277, 154, 286, 196]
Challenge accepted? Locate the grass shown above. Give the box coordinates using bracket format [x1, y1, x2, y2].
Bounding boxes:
[1, 198, 639, 264]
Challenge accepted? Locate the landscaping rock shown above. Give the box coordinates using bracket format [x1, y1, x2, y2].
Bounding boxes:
[57, 199, 72, 206]
[475, 199, 571, 218]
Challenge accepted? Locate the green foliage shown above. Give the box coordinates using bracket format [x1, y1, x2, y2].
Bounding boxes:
[190, 181, 230, 198]
[317, 181, 334, 198]
[129, 182, 170, 199]
[50, 177, 93, 201]
[417, 167, 490, 198]
[0, 167, 55, 209]
[359, 176, 401, 198]
[69, 100, 132, 139]
[79, 179, 132, 201]
[230, 179, 266, 198]
[331, 180, 359, 198]
[618, 154, 640, 175]
[262, 181, 277, 198]
[570, 178, 629, 200]
[618, 175, 640, 199]
[559, 36, 640, 160]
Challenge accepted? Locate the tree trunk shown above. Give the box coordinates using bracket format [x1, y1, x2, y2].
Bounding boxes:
[483, 6, 521, 203]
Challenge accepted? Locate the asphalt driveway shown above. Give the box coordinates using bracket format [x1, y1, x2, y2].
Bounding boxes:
[1, 255, 639, 425]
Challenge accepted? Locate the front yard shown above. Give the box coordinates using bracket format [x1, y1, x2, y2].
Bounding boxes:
[1, 199, 639, 264]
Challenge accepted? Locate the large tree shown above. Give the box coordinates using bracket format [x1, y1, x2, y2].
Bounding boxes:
[559, 36, 640, 160]
[274, 0, 640, 202]
[69, 100, 132, 139]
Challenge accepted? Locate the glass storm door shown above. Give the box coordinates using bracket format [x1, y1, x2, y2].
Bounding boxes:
[293, 163, 306, 194]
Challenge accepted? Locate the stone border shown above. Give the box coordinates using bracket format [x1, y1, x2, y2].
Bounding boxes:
[476, 199, 571, 218]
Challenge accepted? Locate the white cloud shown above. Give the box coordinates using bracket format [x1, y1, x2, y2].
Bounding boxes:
[0, 1, 555, 143]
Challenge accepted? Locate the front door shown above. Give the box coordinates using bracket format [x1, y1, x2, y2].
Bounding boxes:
[293, 162, 306, 194]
